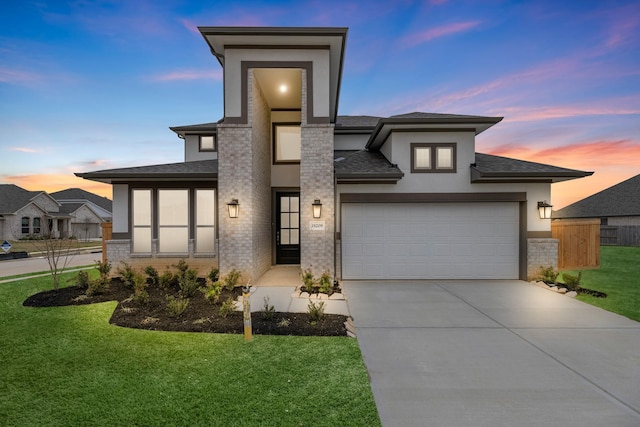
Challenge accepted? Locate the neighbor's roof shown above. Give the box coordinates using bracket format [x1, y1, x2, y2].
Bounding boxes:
[334, 150, 404, 183]
[50, 188, 112, 212]
[471, 153, 593, 183]
[0, 184, 44, 214]
[553, 173, 640, 219]
[75, 160, 218, 184]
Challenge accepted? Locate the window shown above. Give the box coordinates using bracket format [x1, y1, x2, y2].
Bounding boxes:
[195, 189, 215, 253]
[33, 217, 41, 234]
[158, 189, 189, 253]
[132, 189, 152, 253]
[199, 135, 216, 152]
[21, 217, 29, 234]
[411, 143, 457, 173]
[273, 123, 301, 163]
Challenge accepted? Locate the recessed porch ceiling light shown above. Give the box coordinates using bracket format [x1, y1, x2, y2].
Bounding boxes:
[279, 84, 288, 93]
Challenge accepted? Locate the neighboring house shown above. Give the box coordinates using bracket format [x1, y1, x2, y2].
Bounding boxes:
[77, 26, 592, 281]
[51, 188, 113, 240]
[553, 173, 640, 246]
[0, 184, 71, 240]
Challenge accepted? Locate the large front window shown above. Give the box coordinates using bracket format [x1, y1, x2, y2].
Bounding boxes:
[132, 189, 152, 253]
[158, 189, 189, 253]
[273, 123, 301, 163]
[196, 189, 215, 253]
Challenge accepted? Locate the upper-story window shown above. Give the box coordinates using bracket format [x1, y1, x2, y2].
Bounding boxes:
[411, 143, 457, 173]
[199, 135, 216, 152]
[273, 123, 301, 164]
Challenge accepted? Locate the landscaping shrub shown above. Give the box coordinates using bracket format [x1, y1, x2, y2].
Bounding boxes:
[308, 300, 325, 323]
[537, 265, 559, 284]
[261, 296, 275, 320]
[116, 262, 137, 288]
[223, 269, 242, 291]
[144, 265, 159, 286]
[203, 279, 223, 304]
[301, 267, 317, 293]
[208, 267, 219, 283]
[166, 296, 189, 317]
[74, 270, 91, 290]
[87, 260, 111, 296]
[178, 268, 199, 298]
[562, 272, 582, 292]
[131, 272, 149, 304]
[158, 269, 175, 289]
[318, 271, 333, 295]
[219, 297, 236, 318]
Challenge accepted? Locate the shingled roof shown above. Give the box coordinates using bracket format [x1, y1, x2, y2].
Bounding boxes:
[75, 159, 218, 184]
[553, 173, 640, 219]
[472, 153, 593, 183]
[0, 184, 43, 214]
[50, 188, 112, 212]
[334, 150, 404, 183]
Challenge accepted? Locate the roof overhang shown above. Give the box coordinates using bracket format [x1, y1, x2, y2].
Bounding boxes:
[75, 160, 218, 184]
[198, 26, 348, 122]
[366, 116, 503, 151]
[470, 167, 594, 183]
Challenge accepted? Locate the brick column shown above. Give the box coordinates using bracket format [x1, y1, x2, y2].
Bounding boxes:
[527, 238, 558, 280]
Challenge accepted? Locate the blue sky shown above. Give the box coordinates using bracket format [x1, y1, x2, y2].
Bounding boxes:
[1, 0, 639, 208]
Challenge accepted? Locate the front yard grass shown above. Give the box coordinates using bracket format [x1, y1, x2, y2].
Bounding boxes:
[562, 246, 640, 322]
[0, 271, 380, 426]
[7, 239, 101, 254]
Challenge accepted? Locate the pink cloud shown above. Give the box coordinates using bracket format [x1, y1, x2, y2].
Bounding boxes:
[404, 21, 482, 47]
[0, 67, 44, 86]
[603, 5, 640, 49]
[151, 69, 222, 82]
[8, 147, 38, 153]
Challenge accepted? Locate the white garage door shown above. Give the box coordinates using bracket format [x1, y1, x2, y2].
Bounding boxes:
[341, 202, 519, 280]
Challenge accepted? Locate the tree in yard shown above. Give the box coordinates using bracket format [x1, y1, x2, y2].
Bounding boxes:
[29, 219, 78, 290]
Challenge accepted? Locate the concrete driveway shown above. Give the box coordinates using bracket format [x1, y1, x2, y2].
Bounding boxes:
[343, 280, 640, 427]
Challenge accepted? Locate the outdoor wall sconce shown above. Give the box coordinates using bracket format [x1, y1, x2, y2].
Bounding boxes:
[312, 199, 322, 219]
[537, 201, 553, 219]
[227, 199, 239, 218]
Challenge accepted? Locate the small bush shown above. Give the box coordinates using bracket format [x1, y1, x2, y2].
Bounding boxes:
[95, 260, 112, 280]
[117, 262, 137, 288]
[158, 269, 175, 289]
[208, 267, 219, 283]
[178, 268, 199, 298]
[166, 296, 189, 317]
[261, 296, 276, 320]
[223, 269, 242, 291]
[301, 267, 317, 293]
[203, 279, 223, 304]
[132, 272, 149, 304]
[537, 266, 559, 284]
[87, 260, 111, 296]
[144, 266, 159, 286]
[74, 270, 91, 290]
[318, 271, 333, 295]
[219, 297, 236, 318]
[562, 272, 582, 291]
[277, 318, 291, 328]
[307, 300, 325, 324]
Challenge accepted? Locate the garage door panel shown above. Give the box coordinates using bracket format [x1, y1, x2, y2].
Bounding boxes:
[342, 202, 519, 280]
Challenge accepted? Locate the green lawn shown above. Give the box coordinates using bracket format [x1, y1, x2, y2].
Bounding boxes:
[562, 245, 640, 322]
[7, 240, 101, 254]
[0, 272, 380, 426]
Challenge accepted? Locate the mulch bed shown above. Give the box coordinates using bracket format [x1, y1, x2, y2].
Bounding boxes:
[23, 279, 348, 337]
[577, 287, 607, 298]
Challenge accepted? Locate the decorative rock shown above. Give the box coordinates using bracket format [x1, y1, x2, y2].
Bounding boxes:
[566, 291, 578, 298]
[549, 286, 559, 292]
[318, 293, 329, 300]
[329, 292, 344, 300]
[290, 291, 301, 298]
[558, 288, 567, 294]
[536, 281, 549, 288]
[299, 292, 310, 299]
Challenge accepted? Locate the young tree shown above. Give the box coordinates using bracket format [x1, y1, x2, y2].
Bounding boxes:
[30, 219, 78, 290]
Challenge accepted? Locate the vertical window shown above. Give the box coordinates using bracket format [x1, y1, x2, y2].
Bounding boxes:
[195, 189, 216, 253]
[132, 189, 152, 253]
[21, 217, 30, 234]
[33, 217, 41, 234]
[199, 135, 216, 152]
[411, 143, 457, 173]
[273, 123, 301, 163]
[158, 189, 189, 253]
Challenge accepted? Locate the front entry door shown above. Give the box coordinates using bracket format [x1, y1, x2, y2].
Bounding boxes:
[276, 192, 300, 264]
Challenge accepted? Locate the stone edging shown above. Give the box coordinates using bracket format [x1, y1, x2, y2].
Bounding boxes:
[530, 281, 577, 298]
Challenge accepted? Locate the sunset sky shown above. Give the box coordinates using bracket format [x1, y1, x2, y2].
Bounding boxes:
[1, 0, 639, 209]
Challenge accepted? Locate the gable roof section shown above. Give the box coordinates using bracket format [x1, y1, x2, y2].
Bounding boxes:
[334, 150, 404, 183]
[0, 184, 46, 214]
[553, 173, 640, 219]
[76, 159, 217, 184]
[472, 153, 593, 183]
[50, 188, 112, 212]
[169, 122, 219, 139]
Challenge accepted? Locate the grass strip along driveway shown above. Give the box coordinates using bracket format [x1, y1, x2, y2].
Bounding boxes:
[0, 272, 380, 426]
[562, 246, 640, 322]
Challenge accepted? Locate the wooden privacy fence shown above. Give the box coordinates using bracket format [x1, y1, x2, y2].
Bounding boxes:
[101, 222, 112, 264]
[551, 219, 600, 269]
[601, 225, 640, 246]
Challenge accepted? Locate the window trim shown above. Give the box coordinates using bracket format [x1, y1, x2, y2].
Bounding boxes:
[199, 135, 216, 152]
[21, 217, 30, 235]
[411, 143, 457, 173]
[272, 122, 301, 164]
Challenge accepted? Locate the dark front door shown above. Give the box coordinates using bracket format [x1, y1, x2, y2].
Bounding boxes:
[276, 192, 300, 264]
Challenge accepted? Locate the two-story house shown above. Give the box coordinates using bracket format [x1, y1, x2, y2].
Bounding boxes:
[77, 26, 592, 282]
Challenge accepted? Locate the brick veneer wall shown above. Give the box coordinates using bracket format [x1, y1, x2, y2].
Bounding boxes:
[527, 238, 558, 280]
